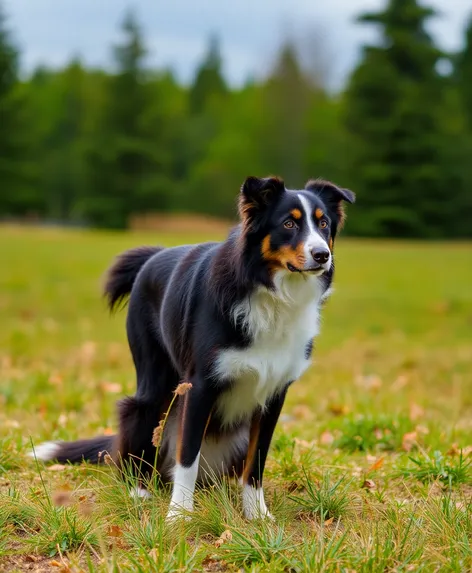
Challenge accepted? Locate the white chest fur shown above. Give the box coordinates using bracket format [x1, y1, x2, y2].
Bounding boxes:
[214, 273, 328, 426]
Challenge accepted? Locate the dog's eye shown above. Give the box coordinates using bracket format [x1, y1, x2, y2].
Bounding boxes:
[319, 220, 328, 230]
[283, 219, 296, 229]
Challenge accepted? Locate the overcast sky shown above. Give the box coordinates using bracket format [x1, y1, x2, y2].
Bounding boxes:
[4, 0, 471, 89]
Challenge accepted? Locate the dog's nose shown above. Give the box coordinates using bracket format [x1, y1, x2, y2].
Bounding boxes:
[311, 249, 330, 264]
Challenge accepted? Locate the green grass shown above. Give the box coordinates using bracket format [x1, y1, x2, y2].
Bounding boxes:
[0, 225, 471, 571]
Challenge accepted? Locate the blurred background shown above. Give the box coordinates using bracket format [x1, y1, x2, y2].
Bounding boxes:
[1, 0, 471, 238]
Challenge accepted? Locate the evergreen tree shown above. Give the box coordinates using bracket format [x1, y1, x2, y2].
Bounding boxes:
[344, 0, 451, 237]
[456, 16, 472, 131]
[0, 3, 36, 216]
[259, 42, 313, 186]
[85, 10, 169, 228]
[189, 35, 227, 115]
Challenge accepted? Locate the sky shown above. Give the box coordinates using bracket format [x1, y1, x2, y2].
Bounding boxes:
[4, 0, 471, 90]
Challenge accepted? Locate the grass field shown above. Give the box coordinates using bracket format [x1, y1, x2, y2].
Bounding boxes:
[0, 225, 471, 572]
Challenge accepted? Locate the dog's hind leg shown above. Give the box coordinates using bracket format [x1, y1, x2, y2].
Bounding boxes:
[116, 295, 179, 492]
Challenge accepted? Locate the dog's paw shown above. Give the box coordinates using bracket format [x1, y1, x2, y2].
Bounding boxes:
[243, 505, 275, 521]
[242, 484, 274, 521]
[165, 504, 192, 523]
[130, 486, 152, 500]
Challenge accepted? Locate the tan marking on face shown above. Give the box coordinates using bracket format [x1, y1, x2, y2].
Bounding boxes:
[290, 208, 302, 220]
[315, 208, 324, 219]
[262, 235, 306, 271]
[329, 238, 333, 251]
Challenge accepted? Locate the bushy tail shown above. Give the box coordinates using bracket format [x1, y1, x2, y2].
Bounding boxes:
[29, 435, 116, 465]
[104, 246, 163, 311]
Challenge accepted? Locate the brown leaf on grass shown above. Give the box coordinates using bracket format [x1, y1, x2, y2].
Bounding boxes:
[362, 479, 376, 490]
[447, 443, 472, 457]
[409, 403, 424, 421]
[25, 554, 40, 563]
[52, 490, 72, 507]
[367, 457, 384, 472]
[292, 405, 312, 420]
[49, 560, 71, 572]
[355, 374, 382, 391]
[391, 374, 409, 391]
[48, 464, 67, 472]
[215, 529, 232, 547]
[102, 382, 122, 394]
[320, 430, 335, 446]
[402, 431, 418, 452]
[324, 517, 335, 526]
[294, 438, 316, 449]
[80, 341, 96, 363]
[48, 373, 63, 385]
[328, 404, 350, 416]
[108, 524, 123, 538]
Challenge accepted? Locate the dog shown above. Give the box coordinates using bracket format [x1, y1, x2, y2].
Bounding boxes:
[31, 176, 355, 521]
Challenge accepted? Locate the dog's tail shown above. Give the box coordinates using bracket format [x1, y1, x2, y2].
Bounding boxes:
[104, 245, 163, 311]
[29, 435, 116, 465]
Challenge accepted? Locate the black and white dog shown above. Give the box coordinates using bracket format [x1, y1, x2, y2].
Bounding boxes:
[32, 176, 355, 521]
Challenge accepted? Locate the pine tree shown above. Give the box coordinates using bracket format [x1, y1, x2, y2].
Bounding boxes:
[259, 42, 313, 186]
[0, 3, 36, 216]
[85, 10, 169, 228]
[345, 0, 451, 237]
[456, 16, 472, 131]
[189, 35, 227, 115]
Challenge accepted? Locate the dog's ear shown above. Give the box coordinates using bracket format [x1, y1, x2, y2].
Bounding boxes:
[305, 179, 355, 230]
[239, 176, 285, 229]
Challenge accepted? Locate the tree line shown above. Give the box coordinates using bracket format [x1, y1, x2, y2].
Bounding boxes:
[1, 0, 471, 238]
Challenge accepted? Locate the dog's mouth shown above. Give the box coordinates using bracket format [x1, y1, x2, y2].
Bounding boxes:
[287, 262, 326, 275]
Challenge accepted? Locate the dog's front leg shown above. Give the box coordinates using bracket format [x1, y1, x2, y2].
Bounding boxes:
[241, 387, 288, 520]
[166, 381, 216, 521]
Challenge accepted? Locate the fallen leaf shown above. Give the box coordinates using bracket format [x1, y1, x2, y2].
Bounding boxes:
[48, 373, 63, 385]
[391, 374, 409, 391]
[52, 490, 72, 507]
[415, 424, 429, 435]
[294, 438, 315, 449]
[367, 457, 384, 472]
[108, 524, 123, 538]
[402, 431, 418, 452]
[324, 516, 335, 526]
[48, 464, 67, 472]
[292, 405, 312, 420]
[102, 382, 122, 394]
[25, 555, 40, 563]
[320, 430, 334, 446]
[355, 374, 382, 391]
[329, 404, 350, 416]
[215, 529, 232, 547]
[362, 479, 376, 490]
[409, 403, 424, 421]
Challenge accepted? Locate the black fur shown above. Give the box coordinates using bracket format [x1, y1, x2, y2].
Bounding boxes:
[38, 176, 355, 511]
[104, 245, 163, 311]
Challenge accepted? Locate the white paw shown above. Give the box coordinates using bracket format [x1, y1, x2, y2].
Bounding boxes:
[166, 503, 192, 523]
[242, 484, 274, 520]
[130, 486, 152, 499]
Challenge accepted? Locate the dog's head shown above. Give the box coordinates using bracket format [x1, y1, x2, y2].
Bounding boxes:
[239, 176, 355, 276]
